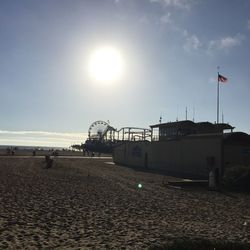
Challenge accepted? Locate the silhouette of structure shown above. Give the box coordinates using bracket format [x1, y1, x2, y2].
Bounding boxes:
[84, 120, 151, 154]
[111, 120, 250, 180]
[84, 120, 250, 181]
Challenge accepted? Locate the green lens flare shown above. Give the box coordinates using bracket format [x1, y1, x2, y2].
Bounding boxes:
[138, 183, 142, 188]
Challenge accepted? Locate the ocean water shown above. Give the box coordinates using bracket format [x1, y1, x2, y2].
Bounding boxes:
[0, 130, 88, 148]
[0, 145, 64, 150]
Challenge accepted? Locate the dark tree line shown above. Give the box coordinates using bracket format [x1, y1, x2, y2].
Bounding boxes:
[71, 144, 84, 151]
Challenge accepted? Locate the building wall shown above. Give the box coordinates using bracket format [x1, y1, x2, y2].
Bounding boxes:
[224, 145, 250, 167]
[113, 134, 222, 179]
[113, 141, 150, 168]
[149, 135, 222, 178]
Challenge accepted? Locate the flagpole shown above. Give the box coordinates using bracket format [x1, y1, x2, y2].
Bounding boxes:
[217, 67, 220, 124]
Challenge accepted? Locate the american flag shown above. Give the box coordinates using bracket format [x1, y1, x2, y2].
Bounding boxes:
[218, 74, 228, 83]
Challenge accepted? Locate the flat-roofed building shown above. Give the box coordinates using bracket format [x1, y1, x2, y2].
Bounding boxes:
[113, 120, 250, 180]
[150, 120, 234, 141]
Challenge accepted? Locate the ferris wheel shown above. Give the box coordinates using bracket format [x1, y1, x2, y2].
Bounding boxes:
[88, 120, 110, 140]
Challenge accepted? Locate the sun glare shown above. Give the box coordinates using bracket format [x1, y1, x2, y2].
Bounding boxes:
[88, 46, 124, 84]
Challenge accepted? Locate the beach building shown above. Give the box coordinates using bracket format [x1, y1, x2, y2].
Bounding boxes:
[112, 120, 250, 180]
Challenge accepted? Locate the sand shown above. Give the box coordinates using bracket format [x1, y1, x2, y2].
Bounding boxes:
[0, 157, 249, 249]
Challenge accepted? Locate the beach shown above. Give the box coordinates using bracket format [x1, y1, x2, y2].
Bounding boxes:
[0, 157, 249, 249]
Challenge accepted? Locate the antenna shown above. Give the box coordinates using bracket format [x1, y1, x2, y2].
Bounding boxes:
[222, 109, 224, 123]
[185, 107, 188, 120]
[192, 106, 195, 122]
[176, 105, 179, 121]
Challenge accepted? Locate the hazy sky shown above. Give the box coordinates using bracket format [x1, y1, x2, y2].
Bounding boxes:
[1, 0, 250, 146]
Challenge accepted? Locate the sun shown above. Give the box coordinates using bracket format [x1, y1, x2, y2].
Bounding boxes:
[87, 46, 124, 84]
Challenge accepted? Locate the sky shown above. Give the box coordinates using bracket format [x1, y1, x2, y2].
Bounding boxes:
[1, 0, 250, 147]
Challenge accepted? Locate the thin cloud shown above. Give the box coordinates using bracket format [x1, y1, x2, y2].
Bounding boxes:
[0, 130, 87, 138]
[247, 19, 250, 30]
[160, 12, 172, 24]
[149, 0, 194, 10]
[0, 130, 88, 147]
[208, 34, 245, 53]
[183, 30, 202, 52]
[208, 77, 217, 84]
[138, 15, 150, 24]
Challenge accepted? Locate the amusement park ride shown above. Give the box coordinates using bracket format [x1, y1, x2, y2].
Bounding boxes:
[84, 120, 151, 153]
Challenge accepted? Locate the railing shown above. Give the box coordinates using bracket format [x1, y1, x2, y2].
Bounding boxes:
[152, 136, 159, 141]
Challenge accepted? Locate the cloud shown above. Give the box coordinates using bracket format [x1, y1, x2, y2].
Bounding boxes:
[247, 19, 250, 30]
[183, 31, 202, 52]
[160, 12, 172, 24]
[138, 15, 150, 24]
[208, 34, 245, 53]
[0, 130, 88, 147]
[149, 0, 194, 10]
[208, 77, 217, 84]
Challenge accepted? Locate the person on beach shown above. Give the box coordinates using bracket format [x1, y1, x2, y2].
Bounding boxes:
[45, 155, 53, 168]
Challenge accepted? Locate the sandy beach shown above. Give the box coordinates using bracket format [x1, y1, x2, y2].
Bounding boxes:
[0, 157, 249, 249]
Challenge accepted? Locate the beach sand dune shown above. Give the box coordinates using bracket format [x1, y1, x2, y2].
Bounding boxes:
[0, 157, 249, 249]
